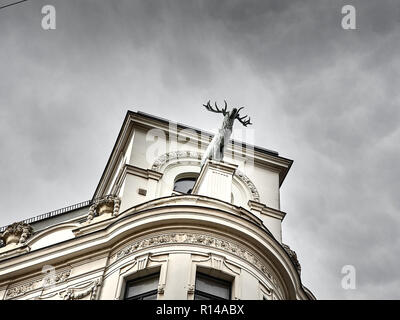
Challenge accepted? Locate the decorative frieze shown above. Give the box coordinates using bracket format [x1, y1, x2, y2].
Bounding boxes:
[87, 195, 121, 223]
[5, 269, 71, 299]
[111, 232, 282, 293]
[0, 222, 33, 246]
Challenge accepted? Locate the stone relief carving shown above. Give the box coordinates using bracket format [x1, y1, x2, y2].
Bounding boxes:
[235, 169, 260, 202]
[282, 244, 301, 274]
[110, 232, 282, 294]
[5, 268, 71, 299]
[151, 151, 260, 202]
[87, 194, 121, 223]
[60, 279, 102, 300]
[0, 222, 33, 246]
[151, 150, 202, 172]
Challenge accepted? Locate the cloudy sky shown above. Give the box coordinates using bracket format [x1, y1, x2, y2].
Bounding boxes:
[1, 0, 399, 299]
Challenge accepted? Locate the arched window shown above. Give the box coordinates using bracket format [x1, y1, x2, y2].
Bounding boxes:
[173, 177, 197, 194]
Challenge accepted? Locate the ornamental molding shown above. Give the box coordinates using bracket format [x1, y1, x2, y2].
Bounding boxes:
[110, 232, 282, 294]
[235, 169, 260, 202]
[5, 268, 71, 299]
[151, 150, 260, 201]
[248, 200, 286, 221]
[282, 244, 301, 274]
[151, 150, 202, 171]
[0, 222, 33, 246]
[60, 278, 102, 300]
[87, 195, 121, 223]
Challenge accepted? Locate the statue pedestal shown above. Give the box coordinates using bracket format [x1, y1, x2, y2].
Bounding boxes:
[192, 160, 237, 203]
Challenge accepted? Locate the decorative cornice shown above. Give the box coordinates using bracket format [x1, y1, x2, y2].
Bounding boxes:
[248, 200, 286, 221]
[125, 164, 163, 181]
[110, 232, 283, 294]
[151, 151, 260, 201]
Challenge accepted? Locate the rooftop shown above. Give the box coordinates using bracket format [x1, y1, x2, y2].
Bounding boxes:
[1, 110, 292, 234]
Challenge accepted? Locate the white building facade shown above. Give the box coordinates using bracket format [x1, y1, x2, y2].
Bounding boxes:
[0, 111, 315, 300]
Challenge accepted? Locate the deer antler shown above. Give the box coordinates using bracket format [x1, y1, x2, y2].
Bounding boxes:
[203, 100, 228, 116]
[236, 109, 252, 127]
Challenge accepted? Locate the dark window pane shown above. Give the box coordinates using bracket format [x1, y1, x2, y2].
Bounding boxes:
[174, 178, 197, 194]
[194, 294, 213, 300]
[194, 273, 231, 300]
[142, 293, 158, 300]
[125, 274, 159, 300]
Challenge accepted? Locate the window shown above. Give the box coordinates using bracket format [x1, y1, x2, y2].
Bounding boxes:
[124, 273, 159, 300]
[173, 177, 197, 194]
[194, 273, 231, 300]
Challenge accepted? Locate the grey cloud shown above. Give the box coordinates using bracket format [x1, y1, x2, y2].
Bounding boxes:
[1, 0, 399, 299]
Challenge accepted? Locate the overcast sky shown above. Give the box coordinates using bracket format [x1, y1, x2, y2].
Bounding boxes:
[1, 0, 399, 299]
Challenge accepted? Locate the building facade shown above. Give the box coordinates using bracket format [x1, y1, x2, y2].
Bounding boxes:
[0, 111, 315, 300]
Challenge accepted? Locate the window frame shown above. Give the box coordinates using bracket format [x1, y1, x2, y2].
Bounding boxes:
[173, 175, 198, 194]
[194, 272, 232, 300]
[124, 273, 160, 300]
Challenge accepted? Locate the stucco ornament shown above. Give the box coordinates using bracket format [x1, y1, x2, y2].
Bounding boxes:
[151, 151, 202, 172]
[61, 279, 101, 300]
[6, 269, 71, 299]
[87, 195, 121, 223]
[201, 100, 252, 166]
[0, 222, 33, 246]
[282, 244, 301, 274]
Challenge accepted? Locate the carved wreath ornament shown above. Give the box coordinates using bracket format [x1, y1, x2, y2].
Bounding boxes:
[87, 195, 121, 222]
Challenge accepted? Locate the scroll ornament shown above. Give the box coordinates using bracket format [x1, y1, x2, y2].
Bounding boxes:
[87, 195, 121, 223]
[0, 222, 33, 246]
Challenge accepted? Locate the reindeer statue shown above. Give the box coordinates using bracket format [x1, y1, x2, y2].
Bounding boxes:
[201, 100, 252, 166]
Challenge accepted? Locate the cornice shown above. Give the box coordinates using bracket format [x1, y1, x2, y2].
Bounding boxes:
[125, 164, 163, 181]
[248, 200, 287, 221]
